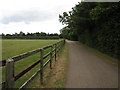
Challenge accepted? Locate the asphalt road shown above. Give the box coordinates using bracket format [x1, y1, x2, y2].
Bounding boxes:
[66, 41, 118, 88]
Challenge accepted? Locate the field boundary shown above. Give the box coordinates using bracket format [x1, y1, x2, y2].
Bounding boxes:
[1, 40, 65, 89]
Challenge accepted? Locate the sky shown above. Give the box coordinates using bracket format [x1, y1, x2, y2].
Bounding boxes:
[0, 0, 81, 34]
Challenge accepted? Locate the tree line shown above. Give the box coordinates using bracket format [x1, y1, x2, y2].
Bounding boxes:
[1, 31, 60, 39]
[59, 2, 120, 59]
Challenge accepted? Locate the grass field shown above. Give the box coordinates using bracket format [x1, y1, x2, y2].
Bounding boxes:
[1, 39, 61, 88]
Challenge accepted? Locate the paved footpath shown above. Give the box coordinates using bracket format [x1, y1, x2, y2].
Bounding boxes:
[66, 41, 118, 88]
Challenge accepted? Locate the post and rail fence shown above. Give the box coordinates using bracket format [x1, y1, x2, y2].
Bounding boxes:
[0, 39, 65, 89]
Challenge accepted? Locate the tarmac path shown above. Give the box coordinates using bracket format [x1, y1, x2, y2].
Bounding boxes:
[66, 41, 118, 88]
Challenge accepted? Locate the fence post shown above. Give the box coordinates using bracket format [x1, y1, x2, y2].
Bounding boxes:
[56, 43, 58, 53]
[57, 42, 60, 56]
[64, 39, 65, 44]
[50, 45, 53, 69]
[40, 48, 43, 85]
[6, 58, 14, 88]
[55, 44, 57, 61]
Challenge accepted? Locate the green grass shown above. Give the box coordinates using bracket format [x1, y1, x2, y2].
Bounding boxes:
[2, 39, 61, 60]
[1, 39, 61, 88]
[76, 41, 118, 67]
[26, 41, 68, 88]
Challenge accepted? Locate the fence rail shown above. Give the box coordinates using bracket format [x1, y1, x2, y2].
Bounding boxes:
[1, 39, 65, 89]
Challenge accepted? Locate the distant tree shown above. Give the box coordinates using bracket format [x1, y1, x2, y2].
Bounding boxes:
[19, 31, 25, 36]
[2, 31, 60, 39]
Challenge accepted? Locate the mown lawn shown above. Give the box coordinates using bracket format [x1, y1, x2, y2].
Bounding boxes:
[1, 39, 61, 88]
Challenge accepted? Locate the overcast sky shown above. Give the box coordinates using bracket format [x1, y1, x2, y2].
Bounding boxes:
[0, 0, 81, 34]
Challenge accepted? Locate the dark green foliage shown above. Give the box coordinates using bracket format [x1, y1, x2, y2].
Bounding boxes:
[1, 31, 60, 39]
[59, 2, 120, 59]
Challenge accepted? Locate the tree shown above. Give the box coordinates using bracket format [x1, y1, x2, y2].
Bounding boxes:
[59, 2, 120, 59]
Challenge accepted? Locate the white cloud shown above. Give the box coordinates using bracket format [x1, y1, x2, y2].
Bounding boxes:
[0, 0, 81, 34]
[0, 10, 55, 24]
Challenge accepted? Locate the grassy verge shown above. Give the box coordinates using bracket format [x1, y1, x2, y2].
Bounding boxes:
[27, 41, 69, 88]
[76, 41, 118, 68]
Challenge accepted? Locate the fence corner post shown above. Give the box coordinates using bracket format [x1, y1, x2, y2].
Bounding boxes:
[50, 45, 53, 69]
[5, 58, 14, 88]
[40, 48, 43, 85]
[55, 44, 57, 61]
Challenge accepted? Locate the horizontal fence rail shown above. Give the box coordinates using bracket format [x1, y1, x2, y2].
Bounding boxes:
[1, 39, 65, 89]
[14, 59, 41, 81]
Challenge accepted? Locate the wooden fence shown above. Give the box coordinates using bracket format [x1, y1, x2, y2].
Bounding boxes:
[0, 40, 65, 89]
